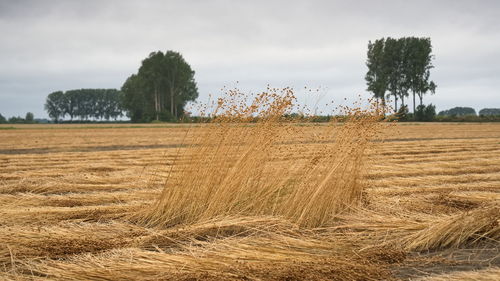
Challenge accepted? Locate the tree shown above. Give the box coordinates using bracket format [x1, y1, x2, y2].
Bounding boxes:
[384, 37, 405, 112]
[365, 39, 388, 110]
[406, 37, 436, 113]
[45, 91, 66, 123]
[45, 89, 123, 122]
[415, 104, 436, 121]
[424, 104, 436, 121]
[122, 74, 151, 122]
[438, 107, 476, 116]
[479, 108, 500, 116]
[25, 112, 34, 123]
[122, 50, 198, 122]
[64, 90, 79, 121]
[163, 51, 198, 118]
[0, 113, 6, 124]
[138, 52, 165, 121]
[365, 37, 436, 113]
[8, 116, 25, 123]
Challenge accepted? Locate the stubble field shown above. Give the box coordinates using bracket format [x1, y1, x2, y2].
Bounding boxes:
[1, 123, 499, 280]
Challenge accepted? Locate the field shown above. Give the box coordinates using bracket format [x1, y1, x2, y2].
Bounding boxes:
[1, 122, 499, 280]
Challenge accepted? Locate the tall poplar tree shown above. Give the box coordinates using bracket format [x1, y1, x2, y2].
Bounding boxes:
[365, 37, 436, 113]
[365, 39, 388, 109]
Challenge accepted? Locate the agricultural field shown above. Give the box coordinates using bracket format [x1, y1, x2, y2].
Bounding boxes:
[1, 122, 499, 280]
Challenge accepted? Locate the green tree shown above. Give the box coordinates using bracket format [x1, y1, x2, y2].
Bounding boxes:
[122, 74, 152, 122]
[424, 104, 436, 121]
[64, 90, 80, 121]
[163, 51, 198, 118]
[46, 89, 123, 122]
[25, 112, 34, 123]
[406, 37, 436, 113]
[8, 116, 25, 123]
[365, 39, 388, 110]
[122, 50, 198, 122]
[0, 113, 6, 123]
[383, 37, 404, 112]
[44, 91, 66, 123]
[479, 108, 500, 116]
[438, 107, 476, 116]
[365, 37, 437, 113]
[415, 104, 436, 121]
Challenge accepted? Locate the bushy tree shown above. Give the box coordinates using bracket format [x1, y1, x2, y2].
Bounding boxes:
[424, 104, 436, 121]
[365, 37, 436, 113]
[438, 107, 476, 116]
[45, 89, 124, 122]
[479, 108, 500, 116]
[414, 104, 436, 121]
[25, 112, 34, 123]
[8, 116, 25, 123]
[0, 113, 6, 124]
[122, 50, 198, 122]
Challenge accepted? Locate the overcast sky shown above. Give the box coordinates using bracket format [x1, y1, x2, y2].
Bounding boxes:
[1, 0, 499, 118]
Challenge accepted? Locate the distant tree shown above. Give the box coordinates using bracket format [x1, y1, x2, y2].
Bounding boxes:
[25, 112, 34, 123]
[122, 74, 152, 122]
[45, 91, 66, 123]
[46, 89, 123, 122]
[122, 50, 198, 122]
[0, 113, 6, 124]
[438, 107, 476, 116]
[365, 37, 436, 113]
[395, 104, 409, 121]
[383, 37, 403, 112]
[479, 108, 500, 116]
[8, 116, 25, 123]
[424, 104, 436, 121]
[64, 90, 79, 121]
[379, 37, 409, 112]
[415, 104, 436, 121]
[365, 39, 388, 110]
[415, 104, 426, 121]
[406, 37, 436, 113]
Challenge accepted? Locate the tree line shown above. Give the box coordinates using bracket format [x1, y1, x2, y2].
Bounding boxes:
[44, 89, 124, 122]
[37, 46, 498, 123]
[43, 50, 199, 123]
[365, 37, 436, 117]
[0, 112, 35, 124]
[438, 107, 500, 117]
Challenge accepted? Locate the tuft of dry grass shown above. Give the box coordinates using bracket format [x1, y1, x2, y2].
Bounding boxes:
[401, 205, 500, 251]
[327, 205, 500, 253]
[135, 88, 385, 228]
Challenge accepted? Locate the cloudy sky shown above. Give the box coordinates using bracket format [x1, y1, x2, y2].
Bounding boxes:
[1, 0, 499, 118]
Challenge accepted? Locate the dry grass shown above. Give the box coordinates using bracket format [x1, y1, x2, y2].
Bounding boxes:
[0, 91, 499, 280]
[401, 205, 500, 251]
[135, 89, 384, 228]
[417, 267, 500, 280]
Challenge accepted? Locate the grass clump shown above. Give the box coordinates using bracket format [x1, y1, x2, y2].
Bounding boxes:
[136, 87, 385, 228]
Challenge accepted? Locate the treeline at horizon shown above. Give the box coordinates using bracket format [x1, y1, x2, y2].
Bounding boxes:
[2, 103, 500, 125]
[44, 89, 124, 122]
[3, 45, 500, 124]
